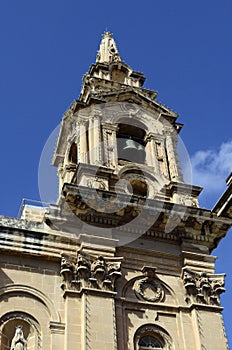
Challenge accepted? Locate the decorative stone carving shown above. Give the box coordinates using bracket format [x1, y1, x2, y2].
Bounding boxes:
[0, 217, 44, 231]
[60, 251, 122, 292]
[182, 268, 225, 305]
[175, 194, 198, 207]
[10, 326, 27, 350]
[87, 177, 106, 190]
[134, 266, 165, 302]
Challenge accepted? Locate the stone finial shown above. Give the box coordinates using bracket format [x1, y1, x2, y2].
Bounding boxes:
[96, 31, 122, 64]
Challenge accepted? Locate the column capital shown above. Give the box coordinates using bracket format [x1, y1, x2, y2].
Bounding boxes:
[145, 132, 163, 143]
[102, 123, 118, 132]
[78, 118, 88, 126]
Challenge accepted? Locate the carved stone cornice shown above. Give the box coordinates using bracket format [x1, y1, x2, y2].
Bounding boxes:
[60, 251, 122, 293]
[60, 184, 232, 251]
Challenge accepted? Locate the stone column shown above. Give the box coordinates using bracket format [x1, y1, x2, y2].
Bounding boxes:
[77, 123, 81, 162]
[93, 115, 102, 164]
[166, 134, 183, 182]
[79, 120, 88, 163]
[50, 322, 65, 350]
[145, 133, 159, 173]
[102, 123, 118, 168]
[88, 118, 94, 164]
[57, 162, 64, 195]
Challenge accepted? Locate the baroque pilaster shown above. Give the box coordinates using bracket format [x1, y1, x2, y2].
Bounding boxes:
[102, 123, 118, 168]
[145, 132, 159, 172]
[93, 114, 102, 164]
[166, 133, 183, 182]
[79, 120, 88, 163]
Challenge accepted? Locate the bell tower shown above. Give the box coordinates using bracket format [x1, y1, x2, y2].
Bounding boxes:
[47, 32, 232, 349]
[53, 32, 200, 213]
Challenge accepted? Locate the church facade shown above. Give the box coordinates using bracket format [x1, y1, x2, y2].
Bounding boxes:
[0, 32, 231, 349]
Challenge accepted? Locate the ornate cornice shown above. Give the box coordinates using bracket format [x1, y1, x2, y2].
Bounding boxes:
[60, 184, 232, 251]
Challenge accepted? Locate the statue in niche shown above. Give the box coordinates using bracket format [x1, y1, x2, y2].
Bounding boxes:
[10, 326, 27, 350]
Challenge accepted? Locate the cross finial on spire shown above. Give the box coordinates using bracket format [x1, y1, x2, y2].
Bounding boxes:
[96, 31, 122, 64]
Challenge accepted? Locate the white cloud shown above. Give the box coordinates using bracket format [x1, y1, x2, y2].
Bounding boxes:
[190, 140, 232, 197]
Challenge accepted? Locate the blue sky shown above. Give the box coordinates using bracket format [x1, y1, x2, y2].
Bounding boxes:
[0, 0, 232, 346]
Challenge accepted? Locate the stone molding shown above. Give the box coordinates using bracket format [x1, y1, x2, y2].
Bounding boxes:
[49, 322, 65, 334]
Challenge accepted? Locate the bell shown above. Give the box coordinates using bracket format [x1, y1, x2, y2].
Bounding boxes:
[137, 144, 146, 163]
[120, 138, 138, 162]
[123, 139, 138, 150]
[137, 144, 144, 151]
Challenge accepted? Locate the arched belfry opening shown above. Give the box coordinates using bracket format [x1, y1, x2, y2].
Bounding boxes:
[68, 142, 77, 164]
[117, 123, 146, 165]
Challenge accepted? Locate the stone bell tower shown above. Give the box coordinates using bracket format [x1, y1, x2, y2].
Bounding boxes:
[48, 32, 232, 349]
[0, 32, 231, 350]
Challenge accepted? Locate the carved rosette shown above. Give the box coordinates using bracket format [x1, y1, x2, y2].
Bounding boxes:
[182, 268, 226, 306]
[134, 266, 165, 303]
[60, 251, 122, 292]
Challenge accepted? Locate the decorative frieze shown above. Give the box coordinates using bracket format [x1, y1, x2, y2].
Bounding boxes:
[60, 251, 122, 292]
[182, 268, 225, 306]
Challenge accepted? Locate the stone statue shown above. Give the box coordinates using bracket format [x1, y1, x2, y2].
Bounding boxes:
[10, 326, 27, 350]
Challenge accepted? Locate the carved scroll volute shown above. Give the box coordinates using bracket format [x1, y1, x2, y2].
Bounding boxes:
[89, 256, 106, 288]
[210, 278, 226, 305]
[60, 254, 75, 290]
[76, 252, 91, 287]
[106, 262, 122, 289]
[183, 269, 196, 295]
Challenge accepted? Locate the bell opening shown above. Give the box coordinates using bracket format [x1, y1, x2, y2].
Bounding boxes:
[117, 123, 146, 165]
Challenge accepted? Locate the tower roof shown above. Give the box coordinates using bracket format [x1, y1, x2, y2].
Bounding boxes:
[96, 31, 122, 64]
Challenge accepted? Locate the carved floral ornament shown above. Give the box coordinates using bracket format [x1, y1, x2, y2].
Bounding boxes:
[182, 268, 225, 306]
[60, 251, 122, 292]
[133, 267, 165, 303]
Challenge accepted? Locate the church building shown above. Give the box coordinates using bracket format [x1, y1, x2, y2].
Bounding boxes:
[0, 32, 231, 349]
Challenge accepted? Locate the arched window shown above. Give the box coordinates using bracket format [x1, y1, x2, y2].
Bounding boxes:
[117, 123, 146, 165]
[134, 324, 171, 350]
[139, 335, 163, 349]
[68, 143, 77, 164]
